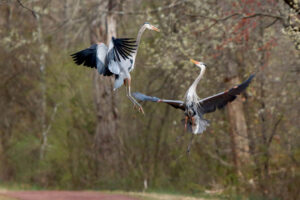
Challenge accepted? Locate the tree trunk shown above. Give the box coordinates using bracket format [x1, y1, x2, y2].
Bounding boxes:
[226, 58, 250, 179]
[91, 0, 118, 177]
[36, 13, 48, 160]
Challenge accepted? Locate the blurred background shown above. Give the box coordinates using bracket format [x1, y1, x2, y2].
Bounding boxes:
[0, 0, 299, 199]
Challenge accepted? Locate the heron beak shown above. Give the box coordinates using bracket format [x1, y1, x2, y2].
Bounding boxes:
[190, 59, 200, 65]
[151, 25, 160, 32]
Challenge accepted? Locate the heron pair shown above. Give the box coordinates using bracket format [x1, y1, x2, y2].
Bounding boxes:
[71, 22, 254, 135]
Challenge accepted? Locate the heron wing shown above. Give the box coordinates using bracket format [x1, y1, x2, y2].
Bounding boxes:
[71, 44, 98, 68]
[199, 74, 255, 114]
[71, 44, 112, 76]
[133, 92, 186, 110]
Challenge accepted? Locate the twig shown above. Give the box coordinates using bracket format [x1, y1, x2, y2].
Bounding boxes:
[267, 115, 283, 146]
[16, 0, 37, 18]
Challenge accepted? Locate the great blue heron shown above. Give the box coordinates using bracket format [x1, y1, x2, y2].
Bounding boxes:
[133, 59, 255, 135]
[71, 23, 160, 113]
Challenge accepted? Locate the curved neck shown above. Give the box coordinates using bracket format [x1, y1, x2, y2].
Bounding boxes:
[185, 65, 206, 102]
[191, 65, 205, 90]
[134, 24, 147, 56]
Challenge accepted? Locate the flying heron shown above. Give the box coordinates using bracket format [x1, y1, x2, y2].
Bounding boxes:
[133, 59, 255, 135]
[71, 22, 160, 113]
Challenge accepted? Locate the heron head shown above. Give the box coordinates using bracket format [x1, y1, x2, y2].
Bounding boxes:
[190, 59, 206, 68]
[144, 22, 160, 32]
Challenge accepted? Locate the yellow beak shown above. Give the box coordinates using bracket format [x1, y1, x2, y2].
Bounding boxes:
[190, 59, 200, 65]
[151, 25, 160, 32]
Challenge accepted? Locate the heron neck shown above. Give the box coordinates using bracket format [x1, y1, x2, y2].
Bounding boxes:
[191, 65, 205, 90]
[134, 25, 147, 57]
[186, 65, 206, 102]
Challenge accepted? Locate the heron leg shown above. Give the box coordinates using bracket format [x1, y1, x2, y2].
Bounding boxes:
[124, 78, 144, 114]
[192, 116, 195, 127]
[184, 116, 188, 132]
[187, 134, 194, 154]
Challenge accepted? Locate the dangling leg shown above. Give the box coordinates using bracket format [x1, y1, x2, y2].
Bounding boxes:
[191, 116, 195, 127]
[187, 134, 194, 154]
[184, 116, 188, 132]
[177, 116, 189, 142]
[124, 78, 144, 114]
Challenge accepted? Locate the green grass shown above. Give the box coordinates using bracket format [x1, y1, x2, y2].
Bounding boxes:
[0, 182, 43, 191]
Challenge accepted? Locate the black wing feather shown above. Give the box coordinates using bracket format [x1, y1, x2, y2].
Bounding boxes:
[112, 37, 137, 62]
[70, 44, 97, 68]
[200, 74, 255, 114]
[133, 92, 186, 111]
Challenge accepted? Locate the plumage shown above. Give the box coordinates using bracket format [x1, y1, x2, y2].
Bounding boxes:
[134, 60, 255, 134]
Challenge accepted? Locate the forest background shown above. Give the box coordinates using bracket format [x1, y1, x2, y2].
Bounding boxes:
[0, 0, 299, 199]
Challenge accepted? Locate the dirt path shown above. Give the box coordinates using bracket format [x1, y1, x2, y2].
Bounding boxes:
[0, 191, 140, 200]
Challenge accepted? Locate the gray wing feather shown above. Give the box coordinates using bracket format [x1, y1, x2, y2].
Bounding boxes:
[108, 58, 121, 74]
[107, 42, 121, 74]
[96, 43, 108, 74]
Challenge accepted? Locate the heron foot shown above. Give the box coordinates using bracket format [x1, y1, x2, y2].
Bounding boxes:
[137, 105, 145, 115]
[132, 102, 145, 115]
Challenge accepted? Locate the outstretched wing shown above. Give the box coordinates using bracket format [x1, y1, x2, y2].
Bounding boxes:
[199, 74, 255, 114]
[70, 43, 112, 76]
[133, 92, 186, 111]
[71, 44, 98, 68]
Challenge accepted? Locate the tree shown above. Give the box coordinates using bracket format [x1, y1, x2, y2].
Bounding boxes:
[91, 0, 119, 178]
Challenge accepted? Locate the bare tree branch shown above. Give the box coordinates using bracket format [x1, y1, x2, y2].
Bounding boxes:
[16, 0, 37, 18]
[268, 115, 283, 146]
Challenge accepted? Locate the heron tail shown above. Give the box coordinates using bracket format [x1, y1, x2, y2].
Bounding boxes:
[182, 116, 210, 134]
